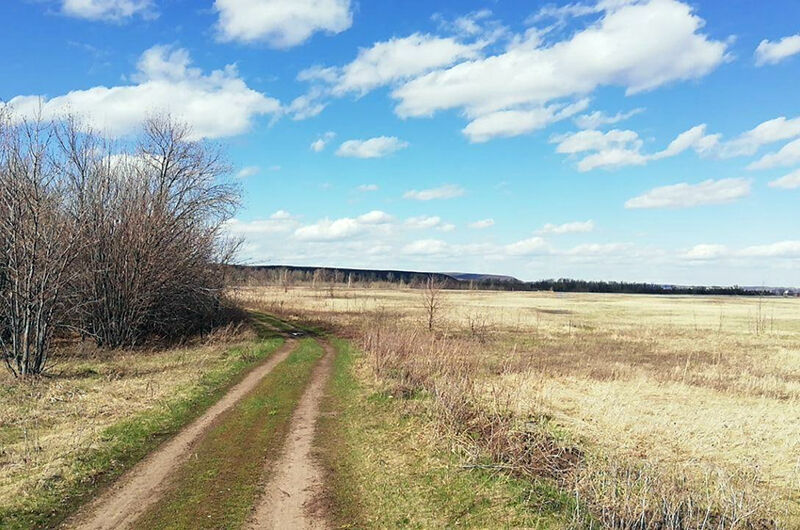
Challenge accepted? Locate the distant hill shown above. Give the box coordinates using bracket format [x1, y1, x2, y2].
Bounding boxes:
[447, 273, 520, 283]
[227, 265, 786, 296]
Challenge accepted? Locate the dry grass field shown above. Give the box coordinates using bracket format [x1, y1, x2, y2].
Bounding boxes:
[236, 285, 800, 528]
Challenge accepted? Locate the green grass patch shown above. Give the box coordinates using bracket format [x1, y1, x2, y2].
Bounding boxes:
[0, 336, 284, 530]
[315, 338, 583, 529]
[135, 338, 323, 529]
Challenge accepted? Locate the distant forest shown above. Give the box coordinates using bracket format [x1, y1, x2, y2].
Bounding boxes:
[227, 265, 785, 296]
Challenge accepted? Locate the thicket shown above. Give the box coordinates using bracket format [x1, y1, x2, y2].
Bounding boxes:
[0, 112, 239, 376]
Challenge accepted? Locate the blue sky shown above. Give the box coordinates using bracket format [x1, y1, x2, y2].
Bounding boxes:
[2, 0, 799, 285]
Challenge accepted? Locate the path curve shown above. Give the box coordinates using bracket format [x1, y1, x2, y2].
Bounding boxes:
[248, 340, 335, 530]
[66, 338, 297, 530]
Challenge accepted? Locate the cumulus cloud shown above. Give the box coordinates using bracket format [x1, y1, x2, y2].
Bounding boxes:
[405, 216, 443, 229]
[392, 0, 727, 139]
[739, 241, 800, 258]
[403, 184, 465, 201]
[402, 239, 450, 256]
[235, 166, 260, 179]
[574, 108, 644, 129]
[625, 178, 751, 209]
[335, 136, 408, 158]
[505, 237, 549, 256]
[651, 124, 720, 159]
[564, 242, 632, 256]
[537, 220, 595, 234]
[2, 45, 281, 140]
[357, 210, 393, 224]
[717, 116, 800, 158]
[469, 218, 495, 229]
[768, 168, 800, 189]
[356, 184, 379, 192]
[755, 34, 800, 66]
[311, 131, 336, 152]
[684, 244, 728, 260]
[296, 0, 726, 141]
[552, 124, 719, 171]
[747, 138, 800, 170]
[225, 210, 300, 235]
[293, 210, 391, 242]
[463, 99, 589, 143]
[61, 0, 155, 21]
[214, 0, 352, 48]
[328, 33, 483, 95]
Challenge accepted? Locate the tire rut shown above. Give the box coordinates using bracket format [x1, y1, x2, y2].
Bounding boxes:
[65, 338, 298, 530]
[247, 340, 335, 530]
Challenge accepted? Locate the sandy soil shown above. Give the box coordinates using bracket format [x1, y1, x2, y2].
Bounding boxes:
[65, 339, 298, 530]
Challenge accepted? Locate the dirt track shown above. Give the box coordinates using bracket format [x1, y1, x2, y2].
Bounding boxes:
[66, 339, 297, 530]
[248, 341, 334, 530]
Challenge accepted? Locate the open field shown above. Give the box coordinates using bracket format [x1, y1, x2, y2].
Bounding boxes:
[236, 285, 800, 528]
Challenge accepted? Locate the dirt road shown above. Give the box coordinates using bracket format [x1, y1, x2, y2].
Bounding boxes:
[67, 339, 297, 530]
[248, 341, 335, 529]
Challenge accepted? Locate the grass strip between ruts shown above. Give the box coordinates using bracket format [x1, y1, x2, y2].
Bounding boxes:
[134, 338, 324, 529]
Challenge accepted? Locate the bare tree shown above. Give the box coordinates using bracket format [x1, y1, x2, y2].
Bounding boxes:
[421, 275, 445, 332]
[0, 114, 87, 376]
[68, 115, 240, 348]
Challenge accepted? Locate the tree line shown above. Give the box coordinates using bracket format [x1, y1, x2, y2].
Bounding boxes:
[228, 265, 775, 297]
[0, 112, 239, 377]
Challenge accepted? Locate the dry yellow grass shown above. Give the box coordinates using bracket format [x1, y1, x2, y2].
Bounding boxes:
[235, 285, 800, 527]
[0, 327, 259, 520]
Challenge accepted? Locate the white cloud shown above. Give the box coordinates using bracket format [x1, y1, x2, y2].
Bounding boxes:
[625, 178, 751, 209]
[405, 216, 443, 229]
[225, 210, 299, 235]
[537, 220, 595, 235]
[214, 0, 353, 48]
[553, 129, 642, 154]
[747, 138, 800, 170]
[61, 0, 155, 21]
[552, 124, 719, 171]
[403, 184, 465, 201]
[393, 0, 727, 139]
[356, 184, 379, 192]
[565, 242, 631, 256]
[755, 34, 800, 66]
[271, 210, 293, 220]
[357, 210, 392, 224]
[768, 168, 800, 189]
[311, 131, 336, 152]
[739, 241, 800, 258]
[292, 210, 392, 242]
[505, 237, 549, 256]
[235, 166, 260, 179]
[469, 218, 495, 229]
[335, 136, 408, 158]
[330, 33, 483, 95]
[438, 223, 456, 232]
[684, 244, 728, 260]
[717, 116, 800, 158]
[294, 218, 362, 241]
[574, 108, 644, 129]
[402, 239, 450, 256]
[651, 124, 719, 159]
[3, 45, 281, 140]
[463, 99, 589, 142]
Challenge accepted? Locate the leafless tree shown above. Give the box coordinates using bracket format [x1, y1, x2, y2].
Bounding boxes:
[421, 275, 446, 332]
[0, 114, 87, 376]
[68, 115, 240, 348]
